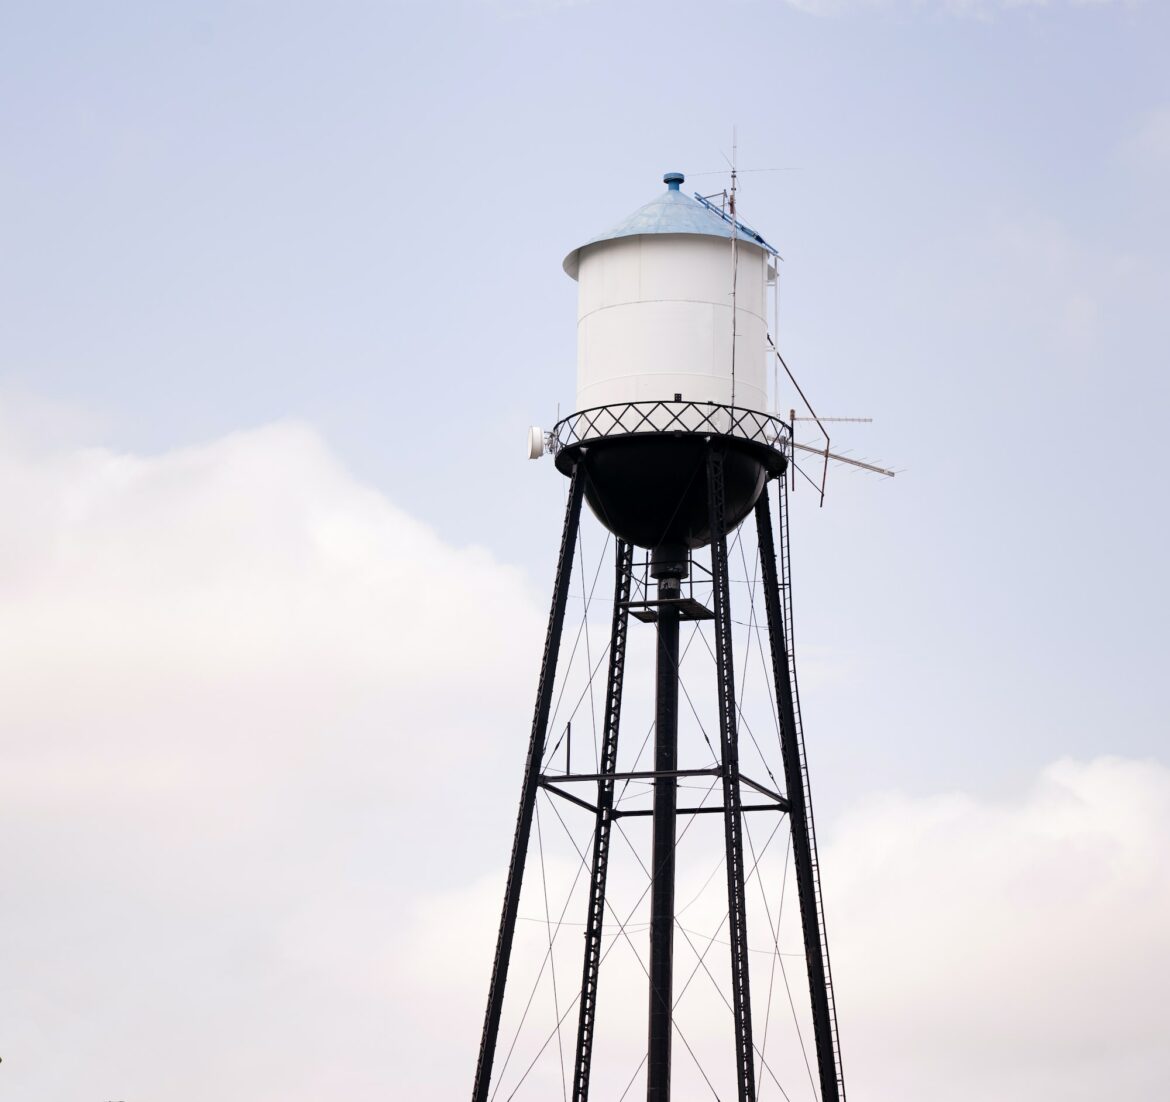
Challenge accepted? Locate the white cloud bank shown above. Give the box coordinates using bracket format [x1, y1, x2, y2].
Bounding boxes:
[828, 756, 1170, 1101]
[0, 415, 546, 1099]
[0, 412, 1166, 1098]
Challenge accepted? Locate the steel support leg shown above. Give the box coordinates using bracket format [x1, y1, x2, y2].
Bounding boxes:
[572, 539, 634, 1102]
[472, 464, 586, 1102]
[707, 446, 757, 1102]
[755, 481, 843, 1102]
[646, 571, 680, 1102]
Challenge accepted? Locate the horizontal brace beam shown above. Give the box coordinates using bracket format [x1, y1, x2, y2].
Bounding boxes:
[615, 802, 788, 820]
[740, 773, 790, 810]
[623, 596, 715, 623]
[538, 780, 600, 815]
[540, 767, 721, 785]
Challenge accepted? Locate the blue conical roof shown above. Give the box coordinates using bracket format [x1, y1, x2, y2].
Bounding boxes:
[562, 172, 775, 279]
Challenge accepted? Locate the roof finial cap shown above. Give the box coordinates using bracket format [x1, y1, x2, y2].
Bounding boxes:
[663, 171, 685, 191]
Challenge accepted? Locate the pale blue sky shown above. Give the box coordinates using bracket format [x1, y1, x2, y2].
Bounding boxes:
[4, 0, 1165, 804]
[1, 3, 1167, 1098]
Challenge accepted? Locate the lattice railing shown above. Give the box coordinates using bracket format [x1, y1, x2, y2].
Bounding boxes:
[550, 400, 790, 457]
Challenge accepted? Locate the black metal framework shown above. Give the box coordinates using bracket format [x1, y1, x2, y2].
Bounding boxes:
[707, 446, 757, 1102]
[572, 539, 633, 1102]
[756, 481, 847, 1102]
[471, 463, 585, 1102]
[472, 444, 846, 1102]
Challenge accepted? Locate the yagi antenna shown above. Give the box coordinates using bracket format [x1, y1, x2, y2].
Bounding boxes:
[767, 335, 896, 504]
[790, 440, 895, 479]
[687, 167, 802, 177]
[792, 416, 873, 424]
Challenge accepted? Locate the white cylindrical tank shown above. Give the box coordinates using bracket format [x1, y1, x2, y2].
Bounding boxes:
[563, 172, 774, 418]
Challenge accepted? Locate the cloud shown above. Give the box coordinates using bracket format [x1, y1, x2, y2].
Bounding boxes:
[0, 414, 546, 1098]
[0, 417, 541, 743]
[395, 758, 1170, 1099]
[828, 756, 1170, 1101]
[0, 410, 1166, 1098]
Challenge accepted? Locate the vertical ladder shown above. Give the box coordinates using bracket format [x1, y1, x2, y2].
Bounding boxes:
[708, 446, 758, 1102]
[572, 539, 633, 1102]
[777, 477, 847, 1101]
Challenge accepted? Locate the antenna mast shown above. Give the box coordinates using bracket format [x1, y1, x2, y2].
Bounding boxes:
[730, 126, 739, 411]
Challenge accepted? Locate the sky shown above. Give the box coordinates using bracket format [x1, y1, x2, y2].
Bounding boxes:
[0, 0, 1167, 1099]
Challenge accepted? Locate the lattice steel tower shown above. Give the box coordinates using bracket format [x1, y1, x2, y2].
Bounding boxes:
[472, 172, 847, 1102]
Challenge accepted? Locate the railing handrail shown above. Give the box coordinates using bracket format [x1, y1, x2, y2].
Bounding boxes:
[550, 399, 792, 458]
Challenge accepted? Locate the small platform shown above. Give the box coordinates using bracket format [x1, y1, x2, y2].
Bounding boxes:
[623, 596, 715, 623]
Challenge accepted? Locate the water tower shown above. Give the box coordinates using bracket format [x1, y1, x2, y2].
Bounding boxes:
[472, 172, 848, 1102]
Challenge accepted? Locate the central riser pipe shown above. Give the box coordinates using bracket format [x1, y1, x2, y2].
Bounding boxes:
[647, 572, 681, 1101]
